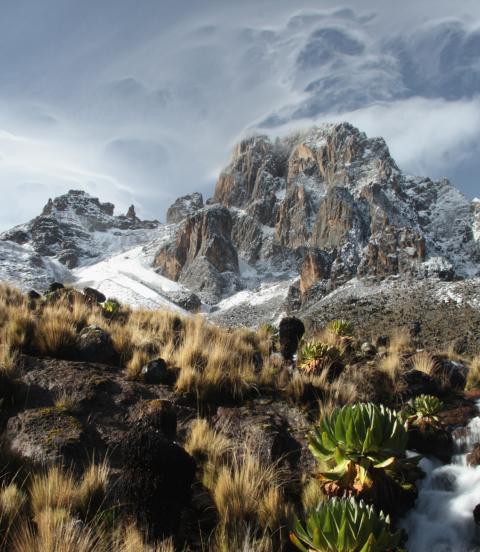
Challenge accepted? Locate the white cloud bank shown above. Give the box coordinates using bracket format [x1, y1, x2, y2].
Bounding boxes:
[0, 1, 479, 230]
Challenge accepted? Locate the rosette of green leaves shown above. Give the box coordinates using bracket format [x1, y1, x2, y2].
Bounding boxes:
[309, 403, 409, 483]
[290, 497, 403, 552]
[401, 394, 443, 429]
[299, 341, 340, 372]
[327, 319, 354, 337]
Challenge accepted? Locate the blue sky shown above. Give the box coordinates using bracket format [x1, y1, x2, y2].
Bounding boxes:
[0, 0, 479, 229]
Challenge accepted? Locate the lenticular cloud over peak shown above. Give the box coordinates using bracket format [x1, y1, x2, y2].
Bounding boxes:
[0, 0, 479, 230]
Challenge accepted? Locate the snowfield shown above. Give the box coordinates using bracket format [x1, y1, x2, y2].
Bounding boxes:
[73, 247, 186, 312]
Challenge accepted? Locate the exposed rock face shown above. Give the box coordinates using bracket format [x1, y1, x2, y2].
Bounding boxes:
[166, 192, 204, 224]
[153, 206, 240, 303]
[299, 249, 333, 295]
[118, 416, 196, 538]
[204, 123, 479, 299]
[1, 190, 159, 269]
[148, 124, 479, 308]
[6, 407, 88, 467]
[1, 123, 479, 313]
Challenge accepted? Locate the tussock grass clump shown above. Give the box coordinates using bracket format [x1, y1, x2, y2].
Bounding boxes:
[34, 306, 77, 357]
[53, 390, 78, 413]
[212, 448, 289, 536]
[388, 327, 412, 354]
[411, 350, 438, 376]
[467, 356, 480, 390]
[29, 461, 109, 521]
[185, 418, 231, 465]
[125, 350, 150, 381]
[377, 352, 406, 396]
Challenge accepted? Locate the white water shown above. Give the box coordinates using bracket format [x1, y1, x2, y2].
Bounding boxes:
[401, 402, 480, 551]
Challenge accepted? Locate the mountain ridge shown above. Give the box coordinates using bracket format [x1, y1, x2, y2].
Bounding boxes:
[1, 122, 479, 331]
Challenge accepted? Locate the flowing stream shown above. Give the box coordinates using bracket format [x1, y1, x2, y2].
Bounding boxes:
[401, 401, 480, 551]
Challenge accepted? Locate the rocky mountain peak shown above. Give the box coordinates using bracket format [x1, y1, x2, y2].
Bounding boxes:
[1, 190, 159, 269]
[154, 123, 478, 304]
[166, 193, 204, 224]
[154, 204, 240, 304]
[126, 204, 137, 219]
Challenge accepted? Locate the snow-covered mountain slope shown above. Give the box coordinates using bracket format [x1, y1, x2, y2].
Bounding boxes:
[73, 247, 186, 312]
[0, 241, 72, 292]
[1, 190, 159, 269]
[0, 123, 479, 330]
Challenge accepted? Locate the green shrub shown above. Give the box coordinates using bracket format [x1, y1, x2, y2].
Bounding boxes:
[327, 319, 354, 337]
[291, 497, 403, 552]
[400, 394, 443, 431]
[103, 299, 121, 316]
[309, 403, 419, 499]
[299, 341, 340, 374]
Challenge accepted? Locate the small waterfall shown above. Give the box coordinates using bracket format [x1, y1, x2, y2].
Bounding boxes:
[401, 402, 480, 551]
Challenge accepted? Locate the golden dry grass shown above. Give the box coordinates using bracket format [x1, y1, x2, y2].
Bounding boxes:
[34, 306, 77, 357]
[377, 351, 406, 396]
[125, 350, 150, 381]
[388, 327, 412, 354]
[467, 356, 480, 390]
[53, 390, 78, 412]
[13, 507, 100, 552]
[184, 418, 231, 465]
[29, 460, 109, 521]
[411, 350, 438, 376]
[212, 444, 287, 535]
[301, 478, 325, 511]
[0, 344, 19, 379]
[0, 284, 265, 403]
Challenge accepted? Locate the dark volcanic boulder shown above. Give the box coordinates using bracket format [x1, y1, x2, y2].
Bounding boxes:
[117, 417, 196, 537]
[5, 407, 86, 467]
[83, 287, 106, 304]
[407, 426, 454, 463]
[27, 289, 41, 301]
[432, 358, 467, 391]
[402, 369, 439, 399]
[141, 358, 173, 385]
[48, 282, 65, 293]
[279, 317, 305, 361]
[77, 325, 117, 365]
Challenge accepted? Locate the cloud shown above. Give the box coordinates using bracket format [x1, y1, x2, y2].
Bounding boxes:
[0, 1, 480, 231]
[267, 97, 480, 196]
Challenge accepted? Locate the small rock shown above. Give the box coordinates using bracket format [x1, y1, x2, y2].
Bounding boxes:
[140, 358, 172, 385]
[361, 342, 377, 355]
[376, 335, 390, 348]
[410, 321, 421, 337]
[27, 289, 41, 300]
[474, 504, 480, 526]
[83, 287, 106, 304]
[467, 443, 480, 467]
[171, 292, 202, 312]
[48, 282, 64, 293]
[77, 325, 117, 365]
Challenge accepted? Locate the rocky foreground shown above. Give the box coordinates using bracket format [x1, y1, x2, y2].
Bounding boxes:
[0, 283, 479, 550]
